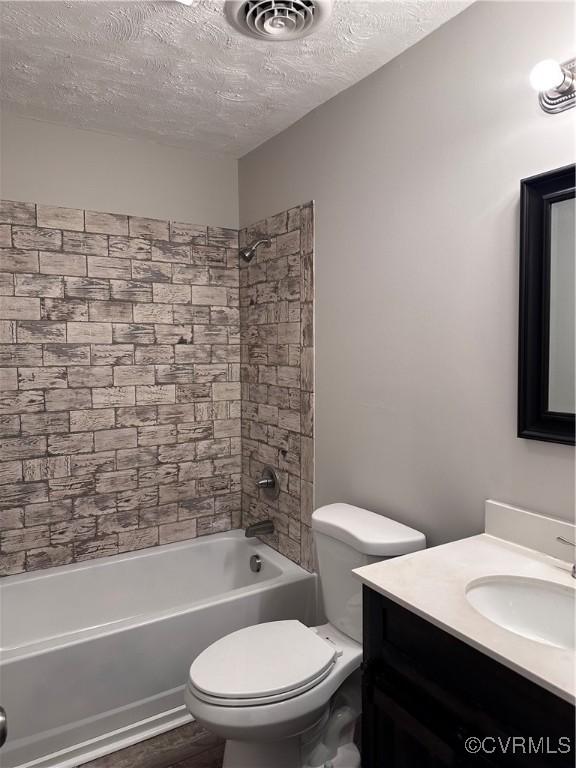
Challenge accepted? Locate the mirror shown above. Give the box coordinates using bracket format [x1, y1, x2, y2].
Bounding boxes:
[518, 164, 575, 445]
[548, 198, 575, 414]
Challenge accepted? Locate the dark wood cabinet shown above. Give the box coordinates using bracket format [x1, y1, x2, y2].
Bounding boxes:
[362, 586, 575, 768]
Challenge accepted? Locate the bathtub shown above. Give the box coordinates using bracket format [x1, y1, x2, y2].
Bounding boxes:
[0, 531, 317, 768]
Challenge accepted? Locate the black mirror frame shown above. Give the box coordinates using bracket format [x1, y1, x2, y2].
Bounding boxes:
[518, 164, 575, 446]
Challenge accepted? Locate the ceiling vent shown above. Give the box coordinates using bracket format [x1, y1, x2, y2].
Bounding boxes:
[225, 0, 334, 42]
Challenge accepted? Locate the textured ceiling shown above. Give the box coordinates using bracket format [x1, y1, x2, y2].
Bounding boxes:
[0, 1, 472, 157]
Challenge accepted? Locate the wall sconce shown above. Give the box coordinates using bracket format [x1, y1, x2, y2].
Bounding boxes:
[530, 57, 575, 113]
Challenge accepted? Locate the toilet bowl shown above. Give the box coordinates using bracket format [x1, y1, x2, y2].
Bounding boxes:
[185, 503, 426, 768]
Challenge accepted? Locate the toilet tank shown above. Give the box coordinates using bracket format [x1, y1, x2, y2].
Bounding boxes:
[312, 504, 426, 642]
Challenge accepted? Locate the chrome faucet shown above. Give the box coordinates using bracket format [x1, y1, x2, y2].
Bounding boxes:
[245, 520, 275, 538]
[556, 536, 576, 578]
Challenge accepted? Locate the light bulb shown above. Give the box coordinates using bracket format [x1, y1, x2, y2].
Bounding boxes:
[530, 59, 564, 92]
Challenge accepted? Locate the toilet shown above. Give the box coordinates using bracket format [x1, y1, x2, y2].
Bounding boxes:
[184, 503, 426, 768]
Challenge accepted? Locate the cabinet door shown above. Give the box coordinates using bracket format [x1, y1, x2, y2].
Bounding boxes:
[364, 679, 499, 768]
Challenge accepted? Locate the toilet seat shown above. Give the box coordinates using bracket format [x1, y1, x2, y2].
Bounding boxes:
[188, 664, 335, 707]
[189, 620, 338, 707]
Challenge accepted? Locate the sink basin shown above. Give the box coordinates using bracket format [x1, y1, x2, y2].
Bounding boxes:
[466, 576, 575, 650]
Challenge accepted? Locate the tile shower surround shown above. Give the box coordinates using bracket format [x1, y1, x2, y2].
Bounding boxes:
[0, 200, 314, 575]
[239, 203, 314, 570]
[0, 200, 241, 576]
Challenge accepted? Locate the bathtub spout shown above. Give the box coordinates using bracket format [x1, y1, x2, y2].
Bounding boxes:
[245, 520, 275, 538]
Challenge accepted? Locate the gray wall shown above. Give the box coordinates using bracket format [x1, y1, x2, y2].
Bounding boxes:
[1, 113, 238, 228]
[239, 1, 576, 543]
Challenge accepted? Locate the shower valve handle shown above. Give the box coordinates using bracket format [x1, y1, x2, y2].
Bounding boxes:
[255, 466, 280, 500]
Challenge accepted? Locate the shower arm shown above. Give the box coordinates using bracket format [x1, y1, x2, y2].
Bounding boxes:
[239, 237, 271, 263]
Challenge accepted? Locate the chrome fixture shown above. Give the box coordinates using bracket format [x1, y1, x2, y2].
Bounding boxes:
[556, 536, 576, 578]
[257, 470, 275, 489]
[256, 466, 280, 500]
[530, 58, 575, 114]
[245, 519, 275, 537]
[225, 0, 333, 42]
[250, 554, 263, 572]
[239, 237, 271, 263]
[0, 706, 6, 749]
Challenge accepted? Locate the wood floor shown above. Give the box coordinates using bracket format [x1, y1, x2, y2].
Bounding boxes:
[82, 723, 224, 768]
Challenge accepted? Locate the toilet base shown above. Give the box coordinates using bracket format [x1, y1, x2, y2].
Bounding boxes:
[221, 671, 362, 768]
[321, 743, 361, 768]
[223, 737, 300, 768]
[222, 738, 361, 768]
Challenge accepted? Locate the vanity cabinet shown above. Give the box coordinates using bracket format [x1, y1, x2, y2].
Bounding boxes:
[362, 587, 575, 768]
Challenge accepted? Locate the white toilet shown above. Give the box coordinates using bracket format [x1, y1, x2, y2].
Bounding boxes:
[184, 503, 425, 768]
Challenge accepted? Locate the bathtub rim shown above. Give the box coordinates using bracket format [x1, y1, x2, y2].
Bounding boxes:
[0, 531, 316, 662]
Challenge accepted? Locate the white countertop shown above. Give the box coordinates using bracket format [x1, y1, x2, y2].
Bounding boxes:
[354, 533, 576, 703]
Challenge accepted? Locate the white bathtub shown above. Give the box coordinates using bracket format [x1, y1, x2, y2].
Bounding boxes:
[0, 531, 317, 768]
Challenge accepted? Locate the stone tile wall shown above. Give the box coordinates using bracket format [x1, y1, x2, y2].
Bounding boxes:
[0, 199, 315, 577]
[239, 203, 314, 570]
[0, 200, 241, 576]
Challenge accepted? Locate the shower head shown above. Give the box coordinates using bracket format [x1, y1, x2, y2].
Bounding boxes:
[239, 237, 271, 263]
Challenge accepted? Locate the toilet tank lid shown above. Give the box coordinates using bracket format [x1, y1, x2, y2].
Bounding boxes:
[312, 503, 426, 556]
